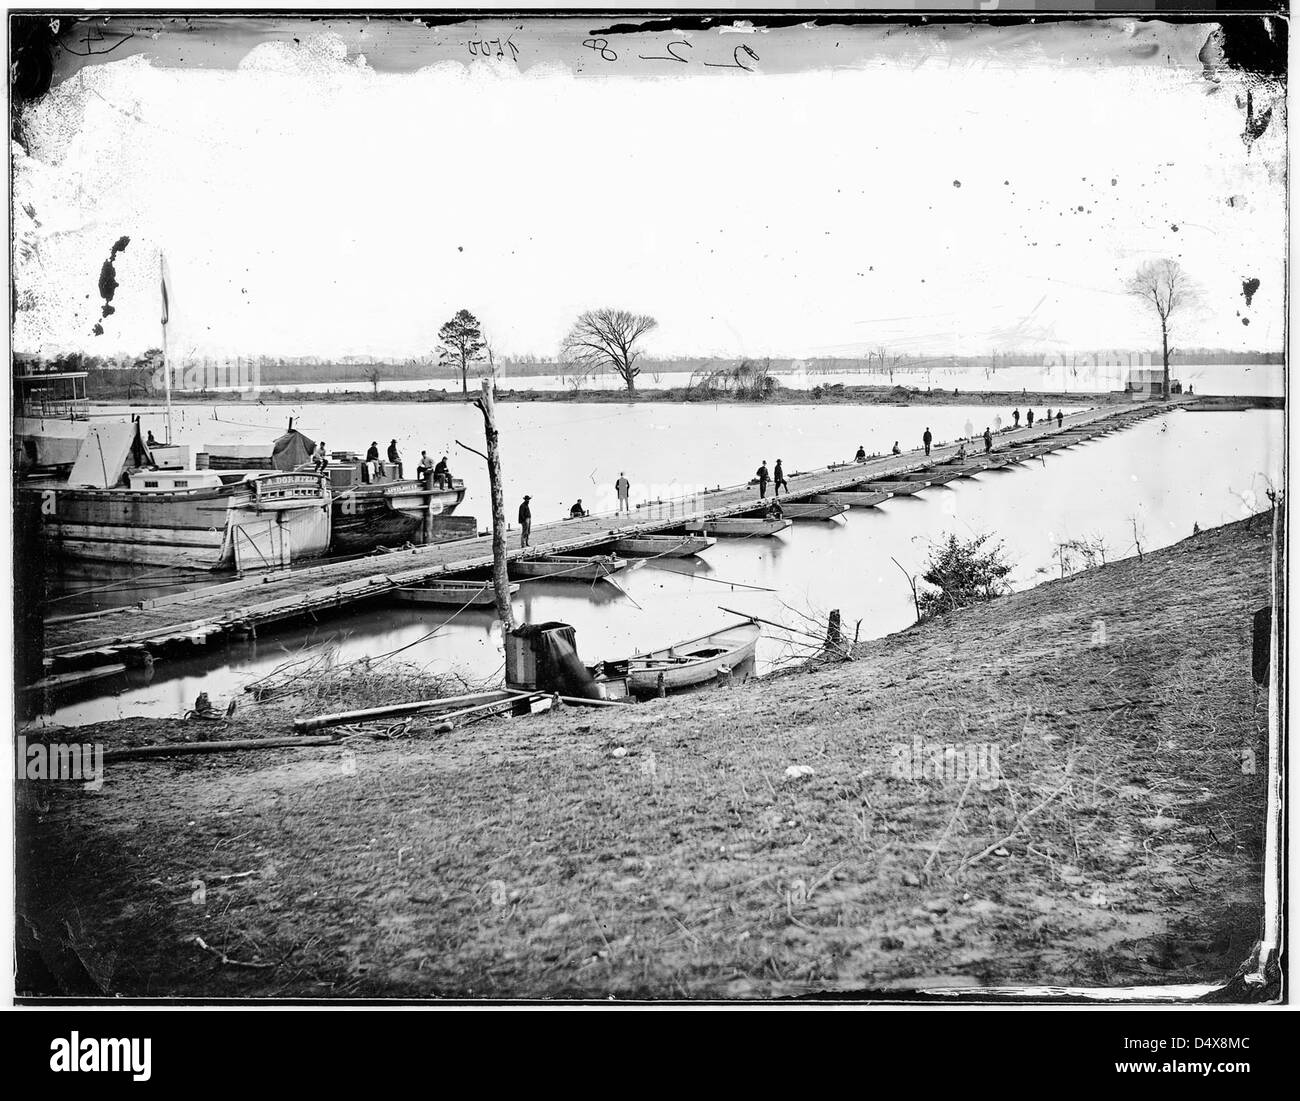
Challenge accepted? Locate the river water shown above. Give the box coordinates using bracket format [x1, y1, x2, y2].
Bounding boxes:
[33, 402, 1281, 727]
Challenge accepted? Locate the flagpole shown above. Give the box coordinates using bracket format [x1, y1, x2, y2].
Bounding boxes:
[160, 251, 172, 444]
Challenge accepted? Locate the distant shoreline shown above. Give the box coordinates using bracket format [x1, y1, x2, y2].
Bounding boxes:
[95, 386, 1283, 410]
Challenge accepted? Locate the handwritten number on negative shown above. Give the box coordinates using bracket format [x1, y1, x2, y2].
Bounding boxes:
[583, 38, 618, 62]
[704, 44, 759, 71]
[467, 37, 519, 61]
[638, 40, 692, 64]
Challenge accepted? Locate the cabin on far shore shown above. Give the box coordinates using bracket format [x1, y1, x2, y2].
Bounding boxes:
[1125, 367, 1182, 399]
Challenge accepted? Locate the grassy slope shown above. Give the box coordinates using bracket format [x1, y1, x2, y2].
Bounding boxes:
[18, 515, 1274, 999]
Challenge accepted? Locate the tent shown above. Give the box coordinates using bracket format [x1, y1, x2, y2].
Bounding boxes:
[270, 427, 318, 471]
[66, 420, 151, 488]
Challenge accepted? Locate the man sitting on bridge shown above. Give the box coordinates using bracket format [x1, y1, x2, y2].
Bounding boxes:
[569, 499, 589, 519]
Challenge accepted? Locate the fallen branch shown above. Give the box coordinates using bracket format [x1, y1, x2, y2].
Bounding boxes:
[959, 756, 1077, 873]
[191, 935, 278, 970]
[923, 772, 978, 875]
[103, 736, 339, 762]
[293, 689, 531, 733]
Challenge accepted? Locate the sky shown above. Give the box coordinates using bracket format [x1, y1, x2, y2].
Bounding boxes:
[11, 17, 1287, 362]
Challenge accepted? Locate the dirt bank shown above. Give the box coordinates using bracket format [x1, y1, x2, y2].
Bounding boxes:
[17, 514, 1276, 1000]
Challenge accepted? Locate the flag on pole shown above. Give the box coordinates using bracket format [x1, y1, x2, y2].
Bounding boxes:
[160, 254, 171, 327]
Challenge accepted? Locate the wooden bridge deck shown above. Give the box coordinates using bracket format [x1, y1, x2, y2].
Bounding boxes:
[41, 402, 1167, 668]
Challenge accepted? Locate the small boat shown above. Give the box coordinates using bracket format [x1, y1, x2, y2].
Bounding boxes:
[1004, 446, 1053, 463]
[861, 481, 924, 495]
[21, 663, 127, 694]
[390, 580, 518, 606]
[777, 501, 848, 520]
[610, 534, 714, 557]
[510, 554, 627, 581]
[934, 459, 981, 476]
[900, 469, 962, 485]
[626, 620, 761, 695]
[685, 517, 792, 537]
[810, 492, 889, 509]
[956, 455, 1014, 471]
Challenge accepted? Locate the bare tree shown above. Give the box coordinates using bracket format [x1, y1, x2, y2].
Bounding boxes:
[364, 363, 382, 395]
[873, 346, 905, 383]
[1126, 259, 1192, 401]
[560, 308, 657, 393]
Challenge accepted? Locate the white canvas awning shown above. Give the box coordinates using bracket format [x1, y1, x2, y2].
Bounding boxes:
[66, 421, 150, 488]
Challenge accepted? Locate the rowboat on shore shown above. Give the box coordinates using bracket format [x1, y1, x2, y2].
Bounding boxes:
[610, 534, 714, 557]
[389, 580, 518, 606]
[776, 501, 849, 520]
[510, 554, 627, 581]
[626, 620, 762, 695]
[685, 517, 792, 537]
[810, 492, 889, 509]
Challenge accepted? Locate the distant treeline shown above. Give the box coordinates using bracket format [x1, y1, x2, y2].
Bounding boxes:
[13, 347, 1284, 394]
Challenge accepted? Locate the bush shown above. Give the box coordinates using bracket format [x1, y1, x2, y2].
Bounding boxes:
[916, 533, 1014, 620]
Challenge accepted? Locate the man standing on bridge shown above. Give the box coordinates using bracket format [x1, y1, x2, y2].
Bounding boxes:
[518, 495, 532, 548]
[1026, 409, 1035, 428]
[615, 472, 631, 512]
[756, 460, 770, 499]
[1012, 409, 1020, 427]
[983, 426, 993, 453]
[922, 427, 932, 456]
[1056, 409, 1064, 428]
[773, 459, 789, 497]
